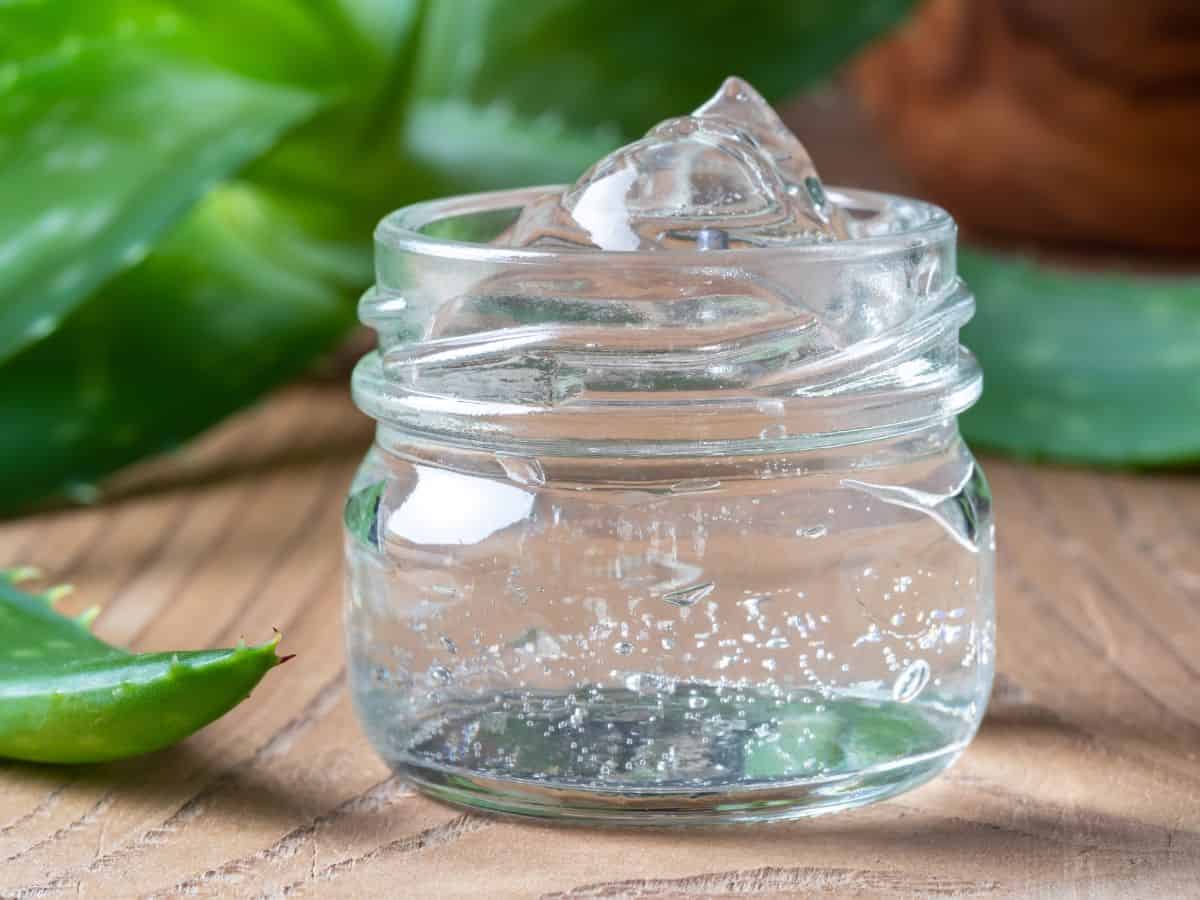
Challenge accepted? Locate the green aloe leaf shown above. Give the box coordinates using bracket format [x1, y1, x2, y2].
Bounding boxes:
[0, 1, 377, 86]
[0, 181, 363, 510]
[404, 0, 917, 189]
[0, 570, 286, 764]
[961, 247, 1200, 464]
[402, 98, 622, 194]
[411, 0, 916, 136]
[0, 46, 320, 363]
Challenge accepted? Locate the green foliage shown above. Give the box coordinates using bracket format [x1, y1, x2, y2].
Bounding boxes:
[0, 0, 917, 512]
[0, 569, 286, 764]
[961, 249, 1200, 464]
[0, 184, 362, 511]
[405, 0, 917, 189]
[0, 48, 318, 362]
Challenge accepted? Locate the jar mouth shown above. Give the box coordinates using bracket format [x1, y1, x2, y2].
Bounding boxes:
[374, 186, 955, 264]
[356, 186, 980, 455]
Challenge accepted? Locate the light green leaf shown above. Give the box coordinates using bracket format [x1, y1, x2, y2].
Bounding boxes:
[0, 47, 320, 362]
[961, 248, 1200, 464]
[0, 182, 364, 511]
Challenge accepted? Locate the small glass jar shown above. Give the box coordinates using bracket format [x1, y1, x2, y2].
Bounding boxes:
[344, 186, 995, 825]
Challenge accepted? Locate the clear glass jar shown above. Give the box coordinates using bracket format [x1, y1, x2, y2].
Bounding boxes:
[344, 187, 995, 825]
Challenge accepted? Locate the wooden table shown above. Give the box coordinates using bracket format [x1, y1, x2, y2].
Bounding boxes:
[1, 383, 1198, 898]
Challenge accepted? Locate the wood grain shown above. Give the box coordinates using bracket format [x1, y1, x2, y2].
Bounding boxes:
[1, 382, 1198, 898]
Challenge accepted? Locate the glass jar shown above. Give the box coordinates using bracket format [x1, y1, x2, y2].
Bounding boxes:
[344, 186, 995, 825]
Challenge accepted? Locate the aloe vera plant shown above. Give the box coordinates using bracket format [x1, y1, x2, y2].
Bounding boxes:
[0, 569, 287, 764]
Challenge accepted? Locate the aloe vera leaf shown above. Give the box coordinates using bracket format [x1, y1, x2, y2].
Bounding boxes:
[0, 1, 379, 87]
[410, 0, 918, 138]
[960, 247, 1200, 464]
[0, 46, 320, 363]
[401, 97, 622, 194]
[0, 0, 405, 366]
[403, 0, 918, 190]
[0, 571, 287, 764]
[0, 572, 115, 665]
[0, 181, 363, 514]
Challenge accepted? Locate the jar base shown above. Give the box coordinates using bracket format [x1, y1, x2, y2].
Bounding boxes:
[394, 746, 963, 826]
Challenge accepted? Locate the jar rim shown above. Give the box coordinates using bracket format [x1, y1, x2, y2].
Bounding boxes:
[374, 185, 956, 266]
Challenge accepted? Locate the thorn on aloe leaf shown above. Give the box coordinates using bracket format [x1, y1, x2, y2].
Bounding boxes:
[2, 566, 42, 584]
[45, 584, 75, 605]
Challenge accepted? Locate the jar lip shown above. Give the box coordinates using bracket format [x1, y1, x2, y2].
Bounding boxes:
[374, 185, 956, 265]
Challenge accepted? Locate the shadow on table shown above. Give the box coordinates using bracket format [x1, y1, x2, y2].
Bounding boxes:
[0, 738, 380, 839]
[89, 434, 372, 515]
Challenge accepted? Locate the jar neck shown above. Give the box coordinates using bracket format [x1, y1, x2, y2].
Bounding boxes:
[353, 333, 980, 459]
[372, 418, 968, 485]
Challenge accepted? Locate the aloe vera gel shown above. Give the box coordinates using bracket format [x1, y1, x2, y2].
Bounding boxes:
[344, 79, 995, 824]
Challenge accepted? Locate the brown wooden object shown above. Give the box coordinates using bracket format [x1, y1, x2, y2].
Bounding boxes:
[852, 0, 1200, 253]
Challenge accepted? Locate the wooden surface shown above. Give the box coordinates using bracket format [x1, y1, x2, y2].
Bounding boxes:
[1, 383, 1199, 898]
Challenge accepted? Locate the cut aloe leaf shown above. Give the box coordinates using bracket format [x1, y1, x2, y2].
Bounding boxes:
[0, 570, 287, 764]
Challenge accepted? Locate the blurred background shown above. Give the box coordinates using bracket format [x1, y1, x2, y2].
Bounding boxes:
[2, 0, 1198, 515]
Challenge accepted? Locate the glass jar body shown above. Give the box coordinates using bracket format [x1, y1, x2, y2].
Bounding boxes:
[343, 421, 994, 824]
